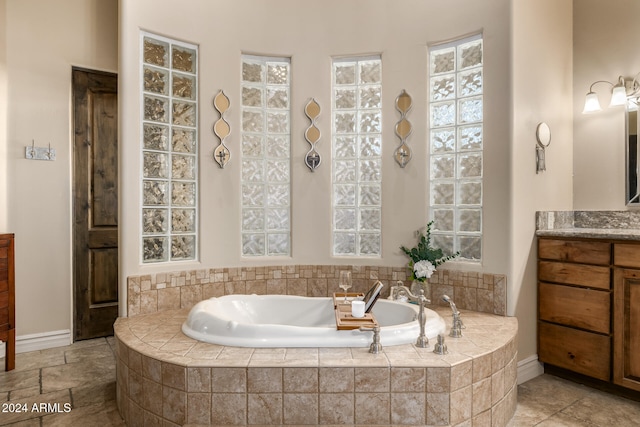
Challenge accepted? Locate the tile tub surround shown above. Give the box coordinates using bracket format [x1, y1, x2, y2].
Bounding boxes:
[114, 307, 518, 426]
[127, 265, 507, 317]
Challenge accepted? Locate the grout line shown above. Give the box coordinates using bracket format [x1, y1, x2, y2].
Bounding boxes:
[68, 387, 74, 409]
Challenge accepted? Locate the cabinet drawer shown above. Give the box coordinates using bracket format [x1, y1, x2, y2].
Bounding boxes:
[538, 321, 610, 381]
[539, 239, 611, 265]
[538, 260, 610, 290]
[614, 243, 640, 268]
[539, 282, 610, 333]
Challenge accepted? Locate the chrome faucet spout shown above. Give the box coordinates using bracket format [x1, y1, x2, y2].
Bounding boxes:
[442, 294, 458, 314]
[442, 295, 464, 338]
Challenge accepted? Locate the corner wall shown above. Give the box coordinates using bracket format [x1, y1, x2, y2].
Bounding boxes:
[510, 0, 573, 365]
[4, 0, 117, 338]
[0, 0, 7, 231]
[119, 0, 512, 312]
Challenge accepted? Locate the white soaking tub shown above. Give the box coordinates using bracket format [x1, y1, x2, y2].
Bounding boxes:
[181, 294, 446, 347]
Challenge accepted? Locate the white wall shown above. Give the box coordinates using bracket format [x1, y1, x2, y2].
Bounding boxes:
[511, 0, 573, 362]
[120, 0, 512, 304]
[573, 0, 640, 209]
[0, 0, 582, 370]
[2, 0, 117, 337]
[0, 0, 7, 231]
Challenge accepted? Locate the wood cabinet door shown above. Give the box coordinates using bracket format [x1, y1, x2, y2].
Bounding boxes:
[613, 268, 640, 392]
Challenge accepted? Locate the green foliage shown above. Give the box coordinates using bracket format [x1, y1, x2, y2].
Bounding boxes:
[400, 220, 460, 280]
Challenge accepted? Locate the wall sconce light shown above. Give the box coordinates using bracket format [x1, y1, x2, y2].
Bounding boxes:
[583, 75, 640, 113]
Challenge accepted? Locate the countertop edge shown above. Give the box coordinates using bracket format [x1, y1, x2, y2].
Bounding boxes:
[536, 228, 640, 240]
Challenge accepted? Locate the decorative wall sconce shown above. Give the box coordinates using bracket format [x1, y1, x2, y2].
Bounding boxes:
[582, 75, 639, 113]
[213, 90, 231, 168]
[304, 98, 321, 171]
[394, 90, 413, 168]
[535, 122, 551, 174]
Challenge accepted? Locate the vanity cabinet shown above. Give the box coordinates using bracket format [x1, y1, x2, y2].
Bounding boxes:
[538, 237, 640, 392]
[0, 233, 14, 371]
[613, 244, 640, 392]
[538, 238, 612, 381]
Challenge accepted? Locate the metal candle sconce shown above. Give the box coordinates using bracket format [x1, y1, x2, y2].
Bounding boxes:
[535, 122, 551, 173]
[304, 98, 321, 171]
[213, 90, 231, 168]
[394, 90, 413, 168]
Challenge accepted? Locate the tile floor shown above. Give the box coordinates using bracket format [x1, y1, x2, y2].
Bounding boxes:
[0, 338, 638, 426]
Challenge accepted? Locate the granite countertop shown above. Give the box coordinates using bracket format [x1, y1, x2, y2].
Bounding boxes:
[536, 210, 640, 241]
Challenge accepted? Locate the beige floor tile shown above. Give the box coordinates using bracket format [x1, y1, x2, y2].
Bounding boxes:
[8, 350, 66, 372]
[0, 419, 42, 427]
[507, 374, 592, 426]
[64, 343, 113, 364]
[40, 401, 125, 427]
[560, 391, 640, 427]
[9, 385, 41, 400]
[70, 382, 116, 408]
[0, 369, 40, 394]
[535, 412, 600, 427]
[41, 356, 115, 393]
[1, 389, 70, 425]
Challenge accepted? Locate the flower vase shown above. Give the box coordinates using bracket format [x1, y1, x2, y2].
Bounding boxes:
[411, 280, 432, 302]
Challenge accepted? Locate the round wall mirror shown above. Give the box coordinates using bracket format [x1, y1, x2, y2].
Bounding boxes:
[536, 122, 551, 147]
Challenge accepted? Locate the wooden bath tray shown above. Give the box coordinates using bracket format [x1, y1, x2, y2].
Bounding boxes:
[332, 292, 364, 307]
[334, 302, 379, 330]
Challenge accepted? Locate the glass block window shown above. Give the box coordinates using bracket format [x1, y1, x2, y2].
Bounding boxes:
[429, 35, 483, 261]
[241, 55, 291, 256]
[332, 57, 382, 256]
[141, 33, 198, 263]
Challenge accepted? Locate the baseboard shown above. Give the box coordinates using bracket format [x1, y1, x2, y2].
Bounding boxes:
[517, 354, 544, 384]
[0, 330, 72, 355]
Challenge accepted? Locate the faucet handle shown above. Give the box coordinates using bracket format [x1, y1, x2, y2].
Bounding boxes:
[433, 334, 448, 355]
[359, 326, 382, 354]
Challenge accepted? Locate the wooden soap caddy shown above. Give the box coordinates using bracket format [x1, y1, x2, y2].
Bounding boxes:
[333, 292, 379, 330]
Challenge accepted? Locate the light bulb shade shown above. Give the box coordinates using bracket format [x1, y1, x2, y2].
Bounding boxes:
[610, 85, 628, 107]
[583, 92, 602, 113]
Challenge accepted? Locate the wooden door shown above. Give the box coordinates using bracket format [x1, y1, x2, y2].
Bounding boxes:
[72, 68, 118, 340]
[613, 268, 640, 392]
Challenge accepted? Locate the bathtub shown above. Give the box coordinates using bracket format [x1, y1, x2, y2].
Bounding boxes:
[181, 294, 446, 347]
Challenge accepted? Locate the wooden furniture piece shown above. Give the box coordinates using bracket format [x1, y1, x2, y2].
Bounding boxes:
[538, 237, 640, 393]
[332, 293, 378, 330]
[0, 233, 15, 371]
[613, 244, 640, 392]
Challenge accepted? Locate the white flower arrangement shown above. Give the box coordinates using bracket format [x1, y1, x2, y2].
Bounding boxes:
[413, 259, 436, 280]
[400, 220, 459, 282]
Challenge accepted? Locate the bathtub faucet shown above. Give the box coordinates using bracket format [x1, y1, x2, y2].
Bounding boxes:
[391, 281, 430, 348]
[442, 295, 464, 338]
[359, 325, 382, 354]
